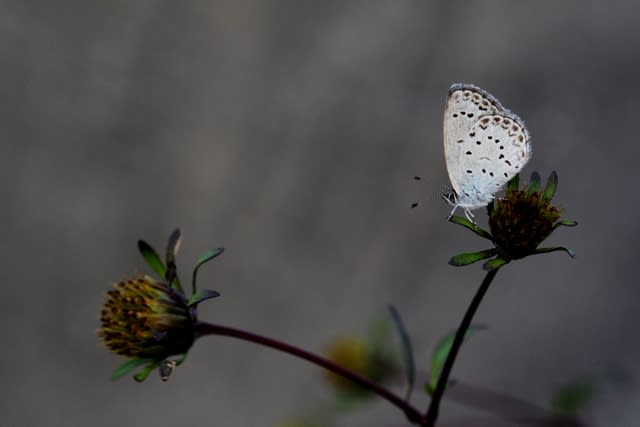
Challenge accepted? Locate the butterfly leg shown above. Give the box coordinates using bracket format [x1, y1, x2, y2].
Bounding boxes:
[447, 205, 458, 220]
[464, 208, 476, 224]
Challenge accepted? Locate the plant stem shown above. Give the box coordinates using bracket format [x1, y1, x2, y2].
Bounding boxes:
[195, 322, 426, 425]
[424, 268, 498, 427]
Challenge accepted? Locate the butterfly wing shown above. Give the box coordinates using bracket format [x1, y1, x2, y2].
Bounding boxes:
[458, 114, 531, 205]
[443, 84, 531, 209]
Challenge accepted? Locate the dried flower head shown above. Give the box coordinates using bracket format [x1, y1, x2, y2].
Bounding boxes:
[489, 172, 563, 259]
[448, 171, 577, 270]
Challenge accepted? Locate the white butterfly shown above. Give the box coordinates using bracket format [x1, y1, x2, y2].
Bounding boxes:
[443, 83, 532, 222]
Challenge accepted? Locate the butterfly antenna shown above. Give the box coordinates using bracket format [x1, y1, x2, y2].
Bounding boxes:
[411, 175, 424, 208]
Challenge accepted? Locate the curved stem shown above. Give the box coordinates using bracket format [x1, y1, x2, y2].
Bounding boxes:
[424, 268, 498, 427]
[195, 322, 426, 425]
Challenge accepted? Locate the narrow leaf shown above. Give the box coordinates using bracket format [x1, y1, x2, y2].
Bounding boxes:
[426, 379, 460, 395]
[541, 171, 558, 202]
[526, 171, 541, 196]
[506, 173, 520, 193]
[165, 228, 183, 292]
[427, 325, 487, 395]
[448, 216, 493, 240]
[166, 228, 182, 265]
[483, 258, 509, 271]
[174, 353, 188, 366]
[553, 219, 578, 230]
[534, 246, 576, 259]
[137, 240, 166, 278]
[187, 289, 221, 308]
[551, 377, 596, 417]
[388, 305, 415, 401]
[134, 360, 161, 382]
[449, 249, 498, 267]
[111, 357, 154, 381]
[192, 247, 225, 293]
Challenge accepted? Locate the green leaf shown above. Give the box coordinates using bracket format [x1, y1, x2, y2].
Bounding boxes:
[174, 353, 188, 366]
[134, 360, 161, 382]
[449, 249, 498, 267]
[553, 219, 579, 230]
[187, 289, 221, 308]
[388, 305, 415, 401]
[541, 171, 558, 202]
[425, 379, 460, 395]
[483, 258, 509, 271]
[111, 357, 155, 381]
[191, 247, 225, 293]
[551, 377, 596, 417]
[506, 173, 520, 193]
[448, 216, 493, 240]
[166, 228, 182, 264]
[137, 240, 166, 279]
[165, 228, 183, 293]
[526, 171, 541, 196]
[427, 324, 487, 395]
[533, 246, 576, 259]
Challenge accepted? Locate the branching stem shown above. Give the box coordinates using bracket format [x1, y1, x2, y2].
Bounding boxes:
[195, 322, 426, 425]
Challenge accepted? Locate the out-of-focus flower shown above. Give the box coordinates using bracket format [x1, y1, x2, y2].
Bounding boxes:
[323, 335, 396, 397]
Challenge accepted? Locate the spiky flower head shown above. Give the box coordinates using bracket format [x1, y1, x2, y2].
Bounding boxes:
[449, 171, 577, 270]
[97, 228, 224, 382]
[98, 275, 195, 359]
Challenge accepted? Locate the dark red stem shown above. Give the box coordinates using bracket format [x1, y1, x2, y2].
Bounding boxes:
[424, 268, 498, 426]
[195, 321, 426, 425]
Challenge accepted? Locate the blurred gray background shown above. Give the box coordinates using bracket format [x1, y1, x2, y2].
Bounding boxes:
[2, 1, 639, 426]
